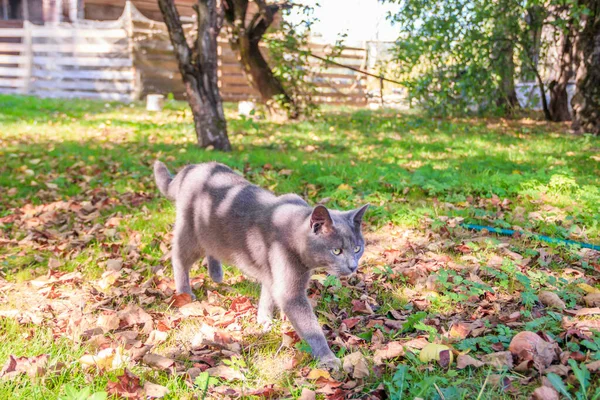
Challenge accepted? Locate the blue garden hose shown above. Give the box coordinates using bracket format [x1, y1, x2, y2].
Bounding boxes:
[460, 223, 600, 251]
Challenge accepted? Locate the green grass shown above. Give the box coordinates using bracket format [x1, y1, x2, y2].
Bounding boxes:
[0, 94, 599, 399]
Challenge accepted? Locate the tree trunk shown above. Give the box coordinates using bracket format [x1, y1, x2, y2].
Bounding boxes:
[236, 32, 299, 118]
[549, 22, 574, 122]
[496, 40, 520, 112]
[224, 0, 299, 119]
[572, 0, 600, 135]
[492, 3, 520, 114]
[158, 0, 231, 150]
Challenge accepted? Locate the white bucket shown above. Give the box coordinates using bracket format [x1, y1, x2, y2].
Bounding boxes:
[147, 94, 165, 111]
[238, 101, 256, 117]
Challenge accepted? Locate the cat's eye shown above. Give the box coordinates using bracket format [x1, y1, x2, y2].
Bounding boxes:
[331, 248, 342, 256]
[353, 245, 361, 253]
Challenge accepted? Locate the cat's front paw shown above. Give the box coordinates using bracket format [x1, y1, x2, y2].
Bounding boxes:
[318, 355, 342, 370]
[256, 315, 273, 333]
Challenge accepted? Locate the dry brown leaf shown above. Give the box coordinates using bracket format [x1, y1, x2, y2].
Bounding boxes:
[179, 302, 207, 317]
[342, 352, 369, 379]
[545, 364, 570, 376]
[456, 354, 485, 369]
[585, 360, 600, 373]
[106, 259, 123, 272]
[565, 307, 600, 316]
[107, 369, 142, 399]
[190, 324, 241, 353]
[205, 365, 244, 381]
[584, 293, 600, 307]
[97, 312, 120, 333]
[145, 330, 169, 346]
[482, 351, 514, 369]
[307, 368, 332, 380]
[142, 353, 174, 371]
[247, 384, 279, 398]
[0, 354, 49, 379]
[530, 386, 559, 400]
[538, 291, 566, 310]
[449, 322, 471, 340]
[169, 293, 193, 308]
[298, 388, 316, 400]
[143, 382, 170, 398]
[373, 341, 405, 365]
[402, 337, 429, 349]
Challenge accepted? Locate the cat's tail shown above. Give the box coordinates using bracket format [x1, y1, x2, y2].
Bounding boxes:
[154, 160, 176, 200]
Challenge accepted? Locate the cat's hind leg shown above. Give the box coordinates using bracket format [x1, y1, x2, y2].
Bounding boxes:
[172, 223, 202, 299]
[207, 256, 223, 283]
[257, 284, 276, 331]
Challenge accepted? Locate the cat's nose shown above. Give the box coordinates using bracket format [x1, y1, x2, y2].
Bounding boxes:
[349, 261, 358, 272]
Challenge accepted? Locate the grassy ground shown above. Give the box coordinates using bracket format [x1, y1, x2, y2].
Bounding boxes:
[0, 94, 599, 399]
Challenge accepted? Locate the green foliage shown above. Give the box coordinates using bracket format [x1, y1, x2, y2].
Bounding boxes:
[383, 0, 592, 117]
[548, 360, 600, 400]
[59, 385, 107, 400]
[263, 4, 319, 117]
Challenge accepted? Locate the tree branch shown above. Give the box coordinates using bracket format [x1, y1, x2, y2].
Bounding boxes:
[157, 0, 193, 72]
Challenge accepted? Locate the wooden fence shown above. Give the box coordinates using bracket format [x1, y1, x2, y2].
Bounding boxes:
[0, 2, 368, 105]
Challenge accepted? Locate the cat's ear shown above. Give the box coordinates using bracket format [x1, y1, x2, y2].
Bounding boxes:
[310, 205, 333, 234]
[349, 204, 369, 227]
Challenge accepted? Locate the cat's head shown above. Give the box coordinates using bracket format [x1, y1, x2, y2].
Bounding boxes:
[306, 204, 369, 277]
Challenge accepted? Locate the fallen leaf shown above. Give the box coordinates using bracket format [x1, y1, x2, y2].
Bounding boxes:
[106, 259, 123, 272]
[341, 317, 361, 329]
[351, 299, 373, 314]
[586, 360, 600, 373]
[97, 312, 120, 333]
[577, 283, 600, 294]
[0, 354, 49, 379]
[538, 291, 566, 310]
[307, 368, 332, 380]
[530, 386, 559, 400]
[545, 364, 570, 376]
[145, 330, 169, 346]
[169, 293, 193, 308]
[402, 337, 429, 350]
[247, 384, 278, 398]
[107, 369, 142, 399]
[191, 324, 241, 353]
[142, 353, 174, 371]
[205, 365, 244, 381]
[118, 305, 153, 327]
[179, 301, 207, 317]
[342, 352, 369, 379]
[565, 307, 600, 316]
[143, 382, 169, 398]
[449, 322, 471, 340]
[456, 354, 484, 369]
[584, 293, 600, 307]
[298, 388, 316, 400]
[373, 341, 405, 365]
[482, 351, 514, 369]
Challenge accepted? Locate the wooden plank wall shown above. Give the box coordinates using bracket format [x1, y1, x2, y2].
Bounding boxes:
[217, 40, 368, 104]
[130, 16, 187, 100]
[0, 20, 27, 95]
[29, 24, 134, 101]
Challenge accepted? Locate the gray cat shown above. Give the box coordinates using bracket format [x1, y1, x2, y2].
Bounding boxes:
[154, 161, 368, 368]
